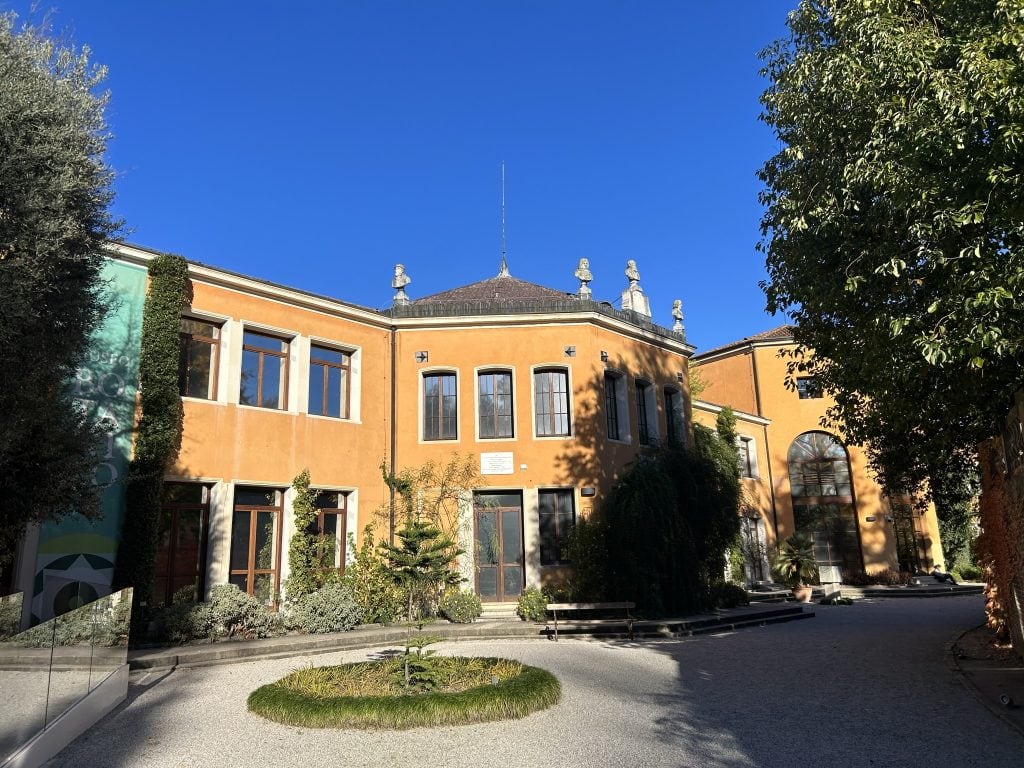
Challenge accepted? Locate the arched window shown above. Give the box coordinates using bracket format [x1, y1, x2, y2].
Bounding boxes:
[787, 432, 862, 576]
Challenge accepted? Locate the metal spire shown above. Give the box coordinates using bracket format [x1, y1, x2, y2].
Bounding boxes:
[498, 162, 510, 277]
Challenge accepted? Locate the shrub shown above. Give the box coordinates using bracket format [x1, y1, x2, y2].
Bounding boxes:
[285, 582, 361, 634]
[439, 590, 482, 624]
[959, 563, 983, 581]
[206, 584, 281, 639]
[342, 526, 407, 625]
[709, 580, 749, 609]
[516, 586, 548, 622]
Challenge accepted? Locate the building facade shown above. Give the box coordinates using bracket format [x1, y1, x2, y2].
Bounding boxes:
[7, 243, 693, 615]
[692, 326, 944, 582]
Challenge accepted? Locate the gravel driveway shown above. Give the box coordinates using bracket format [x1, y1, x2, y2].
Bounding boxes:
[45, 596, 1024, 767]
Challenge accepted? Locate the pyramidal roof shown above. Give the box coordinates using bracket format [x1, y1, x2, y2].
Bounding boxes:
[412, 273, 571, 305]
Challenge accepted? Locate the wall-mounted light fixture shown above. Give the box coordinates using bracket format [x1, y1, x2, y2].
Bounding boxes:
[415, 351, 429, 363]
[564, 346, 576, 358]
[600, 351, 609, 362]
[865, 516, 877, 522]
[677, 371, 684, 382]
[581, 487, 596, 497]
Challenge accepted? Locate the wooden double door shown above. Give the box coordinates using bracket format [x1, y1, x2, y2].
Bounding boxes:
[474, 492, 524, 602]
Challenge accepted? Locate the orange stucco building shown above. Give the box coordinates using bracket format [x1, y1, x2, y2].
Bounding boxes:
[692, 326, 944, 581]
[108, 244, 693, 605]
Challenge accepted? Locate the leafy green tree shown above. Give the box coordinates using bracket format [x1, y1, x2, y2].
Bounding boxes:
[0, 14, 120, 565]
[758, 1, 1023, 503]
[590, 425, 742, 614]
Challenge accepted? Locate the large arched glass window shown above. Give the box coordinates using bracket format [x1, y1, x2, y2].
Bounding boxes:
[787, 432, 862, 576]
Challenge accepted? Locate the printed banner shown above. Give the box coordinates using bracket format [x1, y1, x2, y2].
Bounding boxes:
[31, 258, 147, 622]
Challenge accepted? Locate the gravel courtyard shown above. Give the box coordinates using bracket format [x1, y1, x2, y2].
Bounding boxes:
[45, 596, 1024, 768]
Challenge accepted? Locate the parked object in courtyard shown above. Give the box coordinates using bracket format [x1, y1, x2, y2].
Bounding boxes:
[932, 564, 958, 585]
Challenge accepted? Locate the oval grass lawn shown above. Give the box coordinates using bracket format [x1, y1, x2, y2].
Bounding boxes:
[248, 656, 560, 729]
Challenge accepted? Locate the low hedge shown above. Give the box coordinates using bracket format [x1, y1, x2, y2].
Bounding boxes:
[248, 658, 560, 729]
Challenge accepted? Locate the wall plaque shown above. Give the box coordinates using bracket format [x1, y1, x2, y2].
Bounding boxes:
[480, 452, 514, 475]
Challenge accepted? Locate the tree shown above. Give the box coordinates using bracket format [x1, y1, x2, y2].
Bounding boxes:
[758, 1, 1023, 501]
[379, 519, 463, 624]
[0, 15, 119, 565]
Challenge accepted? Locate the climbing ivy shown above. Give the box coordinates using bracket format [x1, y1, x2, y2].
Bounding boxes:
[112, 253, 188, 611]
[284, 469, 334, 600]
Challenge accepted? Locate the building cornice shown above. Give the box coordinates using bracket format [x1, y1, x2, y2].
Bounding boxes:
[692, 399, 771, 426]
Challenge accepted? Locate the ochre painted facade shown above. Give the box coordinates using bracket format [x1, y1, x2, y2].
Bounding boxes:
[693, 328, 944, 579]
[111, 244, 693, 604]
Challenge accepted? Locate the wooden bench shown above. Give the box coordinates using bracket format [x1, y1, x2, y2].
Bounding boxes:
[545, 601, 636, 641]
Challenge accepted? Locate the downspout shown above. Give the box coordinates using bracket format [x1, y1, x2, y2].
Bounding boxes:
[750, 346, 780, 542]
[389, 324, 397, 546]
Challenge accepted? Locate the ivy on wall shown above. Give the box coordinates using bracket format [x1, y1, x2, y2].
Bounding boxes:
[112, 253, 189, 610]
[284, 469, 334, 600]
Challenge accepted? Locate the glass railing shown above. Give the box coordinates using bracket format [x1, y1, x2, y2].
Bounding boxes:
[0, 588, 132, 764]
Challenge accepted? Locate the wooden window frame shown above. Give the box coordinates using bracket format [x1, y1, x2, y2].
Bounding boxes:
[313, 491, 348, 576]
[796, 376, 823, 400]
[605, 372, 621, 440]
[308, 344, 351, 419]
[240, 330, 289, 410]
[534, 368, 570, 437]
[636, 380, 652, 445]
[664, 386, 684, 445]
[478, 370, 514, 439]
[229, 487, 284, 607]
[156, 482, 210, 606]
[179, 318, 220, 400]
[538, 488, 575, 566]
[423, 371, 458, 441]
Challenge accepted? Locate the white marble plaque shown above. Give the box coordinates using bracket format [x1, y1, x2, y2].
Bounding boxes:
[480, 452, 514, 475]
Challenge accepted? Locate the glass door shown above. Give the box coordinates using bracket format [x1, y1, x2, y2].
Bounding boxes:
[474, 492, 524, 602]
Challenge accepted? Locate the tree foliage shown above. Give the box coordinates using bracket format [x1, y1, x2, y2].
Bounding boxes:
[379, 519, 463, 623]
[0, 14, 120, 563]
[758, 0, 1024, 500]
[575, 425, 742, 614]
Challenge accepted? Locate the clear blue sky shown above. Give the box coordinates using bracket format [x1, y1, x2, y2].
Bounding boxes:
[7, 1, 795, 351]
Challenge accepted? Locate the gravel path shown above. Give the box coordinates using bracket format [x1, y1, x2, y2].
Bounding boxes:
[45, 596, 1024, 767]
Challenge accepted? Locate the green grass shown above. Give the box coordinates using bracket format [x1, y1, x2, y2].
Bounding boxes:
[248, 657, 561, 729]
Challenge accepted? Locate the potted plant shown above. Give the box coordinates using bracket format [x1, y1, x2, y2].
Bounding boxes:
[773, 534, 818, 603]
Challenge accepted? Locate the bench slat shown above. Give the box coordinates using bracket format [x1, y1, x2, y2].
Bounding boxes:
[546, 602, 635, 610]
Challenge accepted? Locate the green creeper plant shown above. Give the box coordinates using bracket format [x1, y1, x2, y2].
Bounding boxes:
[284, 469, 334, 600]
[112, 253, 188, 612]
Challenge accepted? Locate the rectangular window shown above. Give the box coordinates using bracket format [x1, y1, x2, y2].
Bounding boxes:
[312, 491, 347, 573]
[309, 345, 350, 418]
[534, 369, 570, 437]
[478, 370, 513, 438]
[605, 373, 621, 440]
[229, 486, 283, 605]
[665, 387, 685, 445]
[154, 482, 210, 606]
[240, 331, 288, 409]
[539, 489, 575, 566]
[738, 436, 755, 478]
[636, 381, 652, 445]
[423, 372, 457, 440]
[796, 377, 822, 400]
[179, 318, 220, 399]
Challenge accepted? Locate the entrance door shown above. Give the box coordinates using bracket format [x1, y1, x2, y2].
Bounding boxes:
[474, 492, 524, 602]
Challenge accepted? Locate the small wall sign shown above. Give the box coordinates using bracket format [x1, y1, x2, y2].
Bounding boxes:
[480, 452, 514, 475]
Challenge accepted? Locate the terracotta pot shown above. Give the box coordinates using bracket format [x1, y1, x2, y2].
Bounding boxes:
[791, 585, 813, 603]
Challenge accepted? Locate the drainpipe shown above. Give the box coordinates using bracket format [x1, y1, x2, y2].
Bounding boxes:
[750, 347, 780, 542]
[389, 325, 397, 546]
